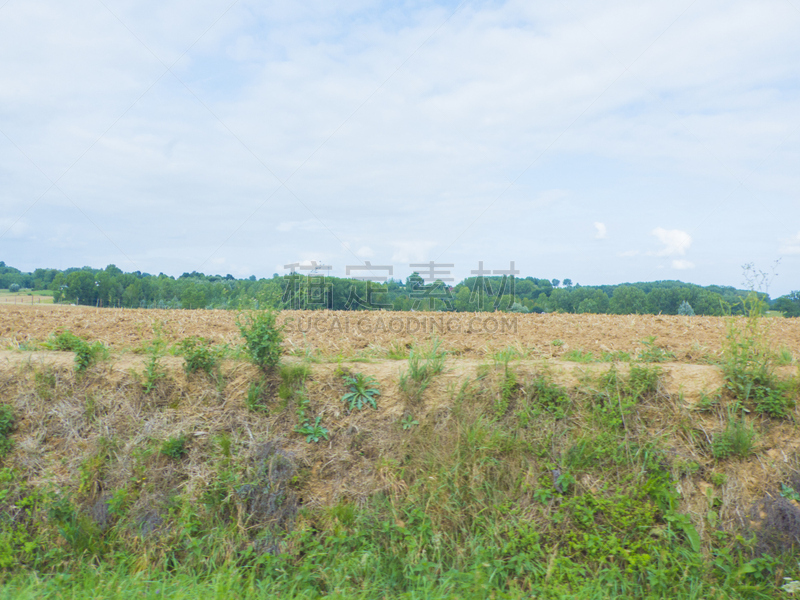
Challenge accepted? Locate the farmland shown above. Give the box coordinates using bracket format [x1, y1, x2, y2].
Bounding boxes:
[1, 304, 800, 598]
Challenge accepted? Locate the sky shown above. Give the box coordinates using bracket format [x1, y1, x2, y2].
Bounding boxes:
[1, 0, 799, 296]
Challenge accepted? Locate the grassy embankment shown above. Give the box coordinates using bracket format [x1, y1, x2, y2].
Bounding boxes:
[0, 305, 799, 598]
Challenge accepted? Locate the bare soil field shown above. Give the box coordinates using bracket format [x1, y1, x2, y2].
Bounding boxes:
[3, 304, 800, 359]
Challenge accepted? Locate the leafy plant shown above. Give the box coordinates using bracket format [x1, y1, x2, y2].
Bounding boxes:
[142, 344, 167, 394]
[401, 414, 419, 430]
[520, 374, 571, 420]
[178, 336, 218, 376]
[398, 340, 446, 402]
[712, 414, 755, 460]
[493, 368, 517, 420]
[237, 310, 283, 372]
[638, 336, 675, 363]
[753, 383, 795, 419]
[780, 484, 800, 502]
[0, 404, 15, 458]
[160, 435, 188, 459]
[677, 300, 695, 316]
[341, 373, 380, 411]
[294, 416, 329, 443]
[47, 330, 108, 373]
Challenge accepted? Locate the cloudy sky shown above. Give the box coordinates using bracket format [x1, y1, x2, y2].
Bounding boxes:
[1, 0, 799, 295]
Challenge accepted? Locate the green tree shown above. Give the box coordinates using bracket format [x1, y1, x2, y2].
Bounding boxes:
[609, 286, 647, 315]
[775, 291, 800, 317]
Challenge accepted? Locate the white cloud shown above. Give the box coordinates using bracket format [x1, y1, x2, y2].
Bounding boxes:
[594, 222, 607, 239]
[0, 218, 27, 239]
[671, 259, 695, 270]
[651, 228, 692, 256]
[391, 241, 438, 264]
[356, 246, 374, 258]
[276, 220, 322, 233]
[779, 231, 800, 255]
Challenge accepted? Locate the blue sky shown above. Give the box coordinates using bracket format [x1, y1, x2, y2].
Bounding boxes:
[1, 0, 799, 295]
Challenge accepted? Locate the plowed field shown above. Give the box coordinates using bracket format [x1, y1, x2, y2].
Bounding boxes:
[3, 304, 800, 360]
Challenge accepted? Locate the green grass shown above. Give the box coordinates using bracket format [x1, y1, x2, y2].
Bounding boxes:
[562, 349, 595, 363]
[398, 339, 447, 402]
[0, 335, 796, 599]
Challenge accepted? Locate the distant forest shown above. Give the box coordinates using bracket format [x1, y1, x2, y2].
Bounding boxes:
[1, 261, 798, 317]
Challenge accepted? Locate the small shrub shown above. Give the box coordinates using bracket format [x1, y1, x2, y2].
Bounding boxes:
[678, 301, 695, 316]
[753, 384, 795, 419]
[237, 310, 283, 372]
[493, 368, 517, 419]
[710, 472, 728, 487]
[142, 347, 167, 394]
[398, 340, 446, 402]
[638, 336, 675, 363]
[628, 365, 660, 397]
[522, 375, 571, 420]
[0, 404, 15, 457]
[47, 330, 108, 372]
[178, 336, 218, 376]
[9, 283, 19, 293]
[712, 416, 755, 460]
[342, 373, 380, 411]
[161, 435, 188, 459]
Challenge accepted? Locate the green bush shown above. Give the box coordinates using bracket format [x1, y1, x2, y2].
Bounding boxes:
[712, 415, 755, 459]
[637, 336, 675, 363]
[0, 405, 15, 457]
[398, 340, 446, 402]
[160, 435, 188, 459]
[178, 337, 218, 376]
[47, 330, 109, 372]
[238, 311, 283, 372]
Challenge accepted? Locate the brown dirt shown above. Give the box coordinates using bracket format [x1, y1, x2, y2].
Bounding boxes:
[3, 305, 800, 360]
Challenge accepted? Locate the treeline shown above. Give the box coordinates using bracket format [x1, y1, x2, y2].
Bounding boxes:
[1, 261, 797, 316]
